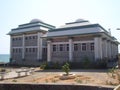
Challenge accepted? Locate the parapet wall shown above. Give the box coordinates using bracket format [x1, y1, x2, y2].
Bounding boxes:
[0, 83, 114, 90]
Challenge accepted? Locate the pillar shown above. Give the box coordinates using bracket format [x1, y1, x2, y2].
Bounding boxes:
[22, 34, 25, 60]
[10, 36, 12, 62]
[94, 37, 102, 60]
[47, 40, 51, 62]
[37, 32, 42, 60]
[104, 39, 108, 58]
[107, 40, 112, 59]
[69, 38, 73, 62]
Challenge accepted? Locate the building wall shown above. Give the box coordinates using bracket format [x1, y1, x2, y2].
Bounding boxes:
[50, 36, 95, 63]
[10, 32, 47, 66]
[25, 35, 37, 46]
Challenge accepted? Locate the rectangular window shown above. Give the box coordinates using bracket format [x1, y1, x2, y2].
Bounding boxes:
[26, 48, 28, 52]
[66, 44, 69, 51]
[33, 48, 35, 52]
[82, 43, 86, 51]
[53, 45, 57, 52]
[18, 37, 21, 40]
[60, 44, 64, 51]
[13, 49, 15, 53]
[19, 48, 21, 53]
[29, 48, 31, 52]
[16, 49, 18, 53]
[90, 43, 94, 51]
[33, 36, 35, 39]
[25, 37, 28, 40]
[12, 38, 15, 41]
[74, 44, 78, 51]
[29, 36, 32, 39]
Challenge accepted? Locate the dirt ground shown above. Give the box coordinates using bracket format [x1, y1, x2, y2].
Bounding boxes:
[0, 68, 119, 87]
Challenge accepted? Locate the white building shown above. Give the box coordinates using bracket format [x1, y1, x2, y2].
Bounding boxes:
[8, 19, 119, 66]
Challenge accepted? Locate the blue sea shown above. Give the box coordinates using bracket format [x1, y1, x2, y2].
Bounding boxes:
[0, 54, 10, 63]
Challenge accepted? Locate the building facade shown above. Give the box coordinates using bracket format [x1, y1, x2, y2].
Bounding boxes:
[8, 19, 119, 66]
[8, 19, 55, 66]
[47, 19, 119, 64]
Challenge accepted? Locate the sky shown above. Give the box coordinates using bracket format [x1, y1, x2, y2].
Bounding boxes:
[0, 0, 120, 54]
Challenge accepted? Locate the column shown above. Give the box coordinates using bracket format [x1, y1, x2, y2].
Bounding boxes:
[108, 41, 112, 59]
[10, 36, 12, 62]
[113, 43, 116, 58]
[47, 40, 51, 62]
[109, 42, 112, 59]
[37, 32, 42, 60]
[104, 39, 108, 58]
[69, 38, 73, 62]
[107, 40, 112, 59]
[94, 37, 102, 60]
[40, 37, 43, 60]
[22, 34, 25, 60]
[111, 42, 113, 58]
[115, 43, 118, 56]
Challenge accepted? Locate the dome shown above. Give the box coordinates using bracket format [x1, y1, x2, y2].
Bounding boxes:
[75, 19, 85, 22]
[30, 19, 43, 23]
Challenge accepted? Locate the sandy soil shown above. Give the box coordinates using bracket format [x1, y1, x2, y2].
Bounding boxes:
[0, 68, 119, 87]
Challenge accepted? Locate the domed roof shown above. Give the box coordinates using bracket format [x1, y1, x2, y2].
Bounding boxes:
[75, 19, 85, 22]
[30, 19, 43, 23]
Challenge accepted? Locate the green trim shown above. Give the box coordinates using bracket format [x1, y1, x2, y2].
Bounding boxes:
[47, 32, 102, 38]
[66, 20, 88, 24]
[49, 24, 108, 33]
[12, 25, 41, 31]
[19, 21, 55, 29]
[8, 29, 45, 35]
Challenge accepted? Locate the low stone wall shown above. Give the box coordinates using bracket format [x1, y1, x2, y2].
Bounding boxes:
[0, 83, 114, 90]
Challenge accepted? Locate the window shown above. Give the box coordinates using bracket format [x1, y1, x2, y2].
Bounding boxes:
[26, 48, 28, 52]
[29, 36, 32, 39]
[16, 38, 18, 41]
[60, 44, 64, 51]
[66, 44, 69, 51]
[82, 43, 86, 51]
[32, 48, 35, 52]
[25, 37, 28, 40]
[19, 48, 21, 53]
[74, 44, 78, 51]
[53, 45, 57, 52]
[12, 38, 15, 41]
[16, 49, 18, 53]
[33, 36, 35, 39]
[13, 49, 15, 53]
[29, 48, 31, 52]
[18, 37, 21, 40]
[90, 43, 94, 51]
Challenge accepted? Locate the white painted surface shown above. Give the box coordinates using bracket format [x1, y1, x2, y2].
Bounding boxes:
[60, 22, 91, 28]
[48, 27, 104, 37]
[22, 34, 25, 59]
[10, 37, 12, 59]
[9, 26, 41, 34]
[47, 41, 51, 62]
[40, 33, 43, 60]
[94, 37, 102, 60]
[37, 32, 41, 60]
[104, 40, 108, 58]
[69, 39, 73, 61]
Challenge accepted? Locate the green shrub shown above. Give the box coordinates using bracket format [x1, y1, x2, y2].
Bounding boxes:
[62, 62, 70, 75]
[40, 62, 47, 70]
